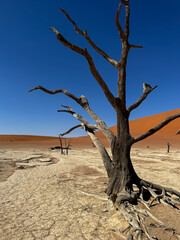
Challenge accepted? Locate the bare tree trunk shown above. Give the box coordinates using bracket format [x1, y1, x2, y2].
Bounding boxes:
[106, 108, 139, 205]
[106, 144, 139, 203]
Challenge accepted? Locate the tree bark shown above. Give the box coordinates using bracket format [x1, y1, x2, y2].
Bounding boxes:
[106, 143, 139, 202]
[106, 105, 139, 204]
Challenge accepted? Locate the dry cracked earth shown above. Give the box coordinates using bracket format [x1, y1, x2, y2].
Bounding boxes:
[0, 147, 180, 240]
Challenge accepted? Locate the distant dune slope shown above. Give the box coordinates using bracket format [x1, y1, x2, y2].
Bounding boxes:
[0, 109, 179, 148]
[96, 109, 180, 148]
[0, 135, 59, 146]
[107, 108, 180, 135]
[130, 108, 180, 136]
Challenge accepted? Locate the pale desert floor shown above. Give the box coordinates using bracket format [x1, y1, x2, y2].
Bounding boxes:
[0, 146, 180, 240]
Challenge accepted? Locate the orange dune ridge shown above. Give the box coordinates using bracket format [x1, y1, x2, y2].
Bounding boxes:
[89, 108, 180, 149]
[0, 109, 179, 149]
[111, 108, 180, 148]
[0, 135, 59, 147]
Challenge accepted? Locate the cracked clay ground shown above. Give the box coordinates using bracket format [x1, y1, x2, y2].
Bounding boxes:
[0, 147, 180, 240]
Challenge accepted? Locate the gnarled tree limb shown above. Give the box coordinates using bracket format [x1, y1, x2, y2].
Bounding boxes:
[60, 124, 82, 137]
[133, 113, 180, 143]
[60, 8, 118, 67]
[29, 85, 116, 145]
[57, 105, 113, 176]
[115, 1, 126, 42]
[29, 86, 81, 105]
[58, 105, 98, 131]
[122, 0, 130, 38]
[83, 124, 113, 177]
[127, 84, 158, 113]
[116, 1, 143, 110]
[48, 27, 116, 109]
[115, 0, 131, 110]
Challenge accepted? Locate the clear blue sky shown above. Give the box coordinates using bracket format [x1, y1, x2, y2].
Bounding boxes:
[0, 0, 180, 137]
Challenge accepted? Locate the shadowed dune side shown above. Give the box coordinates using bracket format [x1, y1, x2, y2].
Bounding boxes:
[0, 109, 179, 149]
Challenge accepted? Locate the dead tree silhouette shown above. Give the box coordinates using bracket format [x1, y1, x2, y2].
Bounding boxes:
[59, 134, 71, 155]
[167, 142, 171, 153]
[29, 1, 180, 239]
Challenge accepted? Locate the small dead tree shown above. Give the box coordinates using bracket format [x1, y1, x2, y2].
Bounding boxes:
[59, 134, 71, 155]
[65, 139, 72, 155]
[167, 142, 171, 153]
[30, 1, 180, 239]
[59, 134, 64, 155]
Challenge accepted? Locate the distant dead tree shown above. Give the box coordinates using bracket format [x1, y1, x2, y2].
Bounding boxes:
[59, 134, 71, 155]
[167, 142, 171, 153]
[30, 1, 180, 239]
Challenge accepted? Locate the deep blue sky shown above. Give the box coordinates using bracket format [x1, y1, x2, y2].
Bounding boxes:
[0, 0, 180, 137]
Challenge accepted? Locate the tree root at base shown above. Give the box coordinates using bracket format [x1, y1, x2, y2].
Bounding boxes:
[78, 179, 180, 239]
[113, 179, 180, 240]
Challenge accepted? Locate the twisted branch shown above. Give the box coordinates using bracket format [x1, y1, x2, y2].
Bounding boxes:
[127, 84, 158, 113]
[84, 125, 113, 177]
[29, 86, 81, 104]
[60, 124, 82, 137]
[57, 105, 112, 176]
[116, 0, 143, 48]
[60, 8, 118, 67]
[115, 1, 126, 42]
[122, 0, 130, 38]
[133, 113, 180, 143]
[48, 27, 116, 109]
[29, 86, 116, 144]
[58, 105, 98, 131]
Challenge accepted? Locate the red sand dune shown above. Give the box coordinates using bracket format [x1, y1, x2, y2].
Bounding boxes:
[129, 108, 180, 148]
[0, 109, 179, 149]
[0, 135, 59, 147]
[94, 109, 180, 149]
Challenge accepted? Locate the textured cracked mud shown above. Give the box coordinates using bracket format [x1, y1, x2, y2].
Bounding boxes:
[0, 147, 180, 240]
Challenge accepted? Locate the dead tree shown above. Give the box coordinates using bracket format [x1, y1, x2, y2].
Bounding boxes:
[65, 139, 72, 155]
[59, 134, 71, 155]
[59, 134, 64, 155]
[167, 142, 171, 153]
[29, 1, 180, 239]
